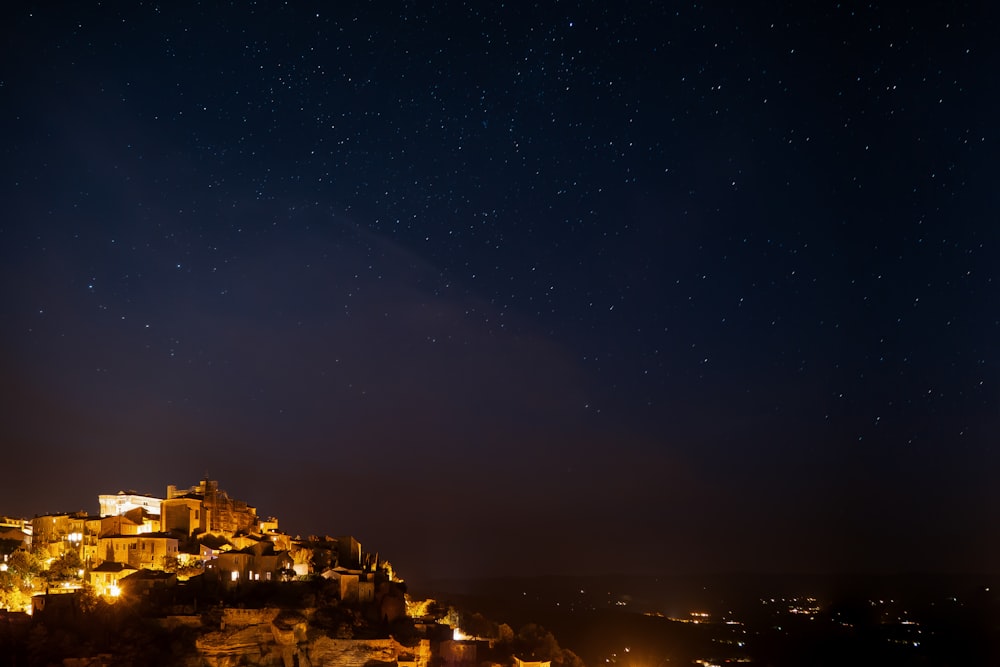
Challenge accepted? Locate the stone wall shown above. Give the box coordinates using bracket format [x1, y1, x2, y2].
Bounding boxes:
[192, 609, 432, 667]
[221, 606, 281, 628]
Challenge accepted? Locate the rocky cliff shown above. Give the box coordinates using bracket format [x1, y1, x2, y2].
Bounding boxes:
[182, 608, 430, 667]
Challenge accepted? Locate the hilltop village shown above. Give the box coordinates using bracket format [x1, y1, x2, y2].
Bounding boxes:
[0, 477, 577, 667]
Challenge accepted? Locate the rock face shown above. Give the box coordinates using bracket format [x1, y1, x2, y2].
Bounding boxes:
[305, 637, 406, 666]
[191, 608, 430, 667]
[270, 610, 309, 646]
[196, 624, 274, 666]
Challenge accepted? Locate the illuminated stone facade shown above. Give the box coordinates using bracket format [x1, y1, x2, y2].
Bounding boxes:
[99, 513, 141, 537]
[97, 533, 179, 570]
[337, 535, 362, 569]
[164, 478, 257, 537]
[161, 497, 205, 537]
[0, 516, 29, 534]
[87, 561, 137, 597]
[0, 517, 30, 552]
[30, 512, 89, 559]
[513, 658, 552, 667]
[206, 542, 294, 584]
[99, 491, 163, 518]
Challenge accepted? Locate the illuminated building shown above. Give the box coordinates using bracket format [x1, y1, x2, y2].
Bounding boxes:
[30, 512, 89, 559]
[204, 541, 294, 585]
[98, 491, 163, 518]
[97, 533, 179, 570]
[513, 658, 551, 667]
[87, 561, 137, 597]
[0, 517, 30, 552]
[163, 477, 258, 537]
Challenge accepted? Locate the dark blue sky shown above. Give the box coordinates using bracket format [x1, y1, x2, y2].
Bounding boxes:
[1, 2, 998, 581]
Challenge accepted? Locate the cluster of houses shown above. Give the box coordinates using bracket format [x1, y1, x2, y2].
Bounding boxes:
[0, 479, 567, 667]
[0, 477, 378, 604]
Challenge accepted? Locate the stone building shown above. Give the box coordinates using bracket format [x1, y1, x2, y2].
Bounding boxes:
[97, 533, 179, 570]
[163, 478, 257, 537]
[87, 561, 137, 597]
[161, 496, 205, 537]
[30, 512, 89, 559]
[206, 541, 294, 584]
[98, 491, 163, 518]
[0, 517, 30, 553]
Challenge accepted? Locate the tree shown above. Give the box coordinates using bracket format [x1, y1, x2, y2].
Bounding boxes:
[162, 555, 180, 573]
[497, 623, 515, 644]
[7, 548, 41, 577]
[516, 623, 563, 662]
[0, 537, 23, 556]
[0, 568, 32, 611]
[559, 648, 586, 667]
[46, 550, 84, 583]
[1, 548, 41, 609]
[177, 561, 206, 581]
[461, 611, 498, 639]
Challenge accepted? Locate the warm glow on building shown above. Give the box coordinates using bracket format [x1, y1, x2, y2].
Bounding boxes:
[99, 492, 163, 518]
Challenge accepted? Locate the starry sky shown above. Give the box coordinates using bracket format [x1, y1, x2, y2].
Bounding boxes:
[1, 2, 997, 581]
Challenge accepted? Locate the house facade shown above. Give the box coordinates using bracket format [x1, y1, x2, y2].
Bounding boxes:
[206, 543, 294, 584]
[87, 561, 137, 597]
[97, 533, 179, 570]
[30, 512, 89, 559]
[161, 496, 205, 536]
[98, 491, 163, 518]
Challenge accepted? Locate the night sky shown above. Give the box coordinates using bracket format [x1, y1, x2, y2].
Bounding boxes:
[1, 2, 997, 581]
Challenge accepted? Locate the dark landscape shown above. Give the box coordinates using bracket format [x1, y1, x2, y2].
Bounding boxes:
[418, 573, 1000, 666]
